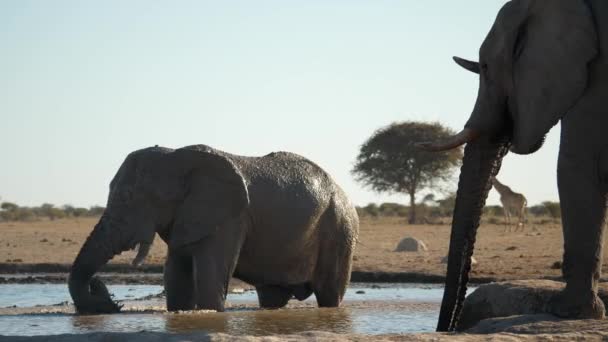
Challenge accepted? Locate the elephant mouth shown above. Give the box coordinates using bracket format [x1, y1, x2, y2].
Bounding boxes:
[507, 100, 561, 155]
[435, 114, 546, 155]
[518, 135, 545, 154]
[509, 130, 548, 155]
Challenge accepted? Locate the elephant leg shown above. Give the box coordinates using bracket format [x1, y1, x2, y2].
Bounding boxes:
[192, 218, 246, 312]
[549, 150, 606, 319]
[164, 252, 195, 311]
[256, 285, 293, 309]
[313, 209, 355, 308]
[313, 272, 347, 307]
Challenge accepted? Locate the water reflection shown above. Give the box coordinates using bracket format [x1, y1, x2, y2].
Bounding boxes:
[165, 312, 228, 334]
[232, 308, 351, 335]
[71, 314, 111, 332]
[164, 308, 352, 335]
[0, 305, 437, 336]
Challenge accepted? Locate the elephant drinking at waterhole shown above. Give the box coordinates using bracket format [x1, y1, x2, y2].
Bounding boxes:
[68, 144, 359, 314]
[420, 0, 608, 332]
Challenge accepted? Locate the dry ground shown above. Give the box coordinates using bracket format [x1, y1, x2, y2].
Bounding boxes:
[0, 216, 603, 280]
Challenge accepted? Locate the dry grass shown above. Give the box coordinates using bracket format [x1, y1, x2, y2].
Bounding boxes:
[354, 217, 569, 280]
[0, 218, 168, 265]
[0, 216, 604, 280]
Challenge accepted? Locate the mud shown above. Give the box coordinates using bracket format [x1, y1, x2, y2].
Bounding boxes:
[0, 264, 505, 286]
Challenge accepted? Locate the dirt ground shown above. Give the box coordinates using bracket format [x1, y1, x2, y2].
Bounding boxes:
[0, 216, 600, 280]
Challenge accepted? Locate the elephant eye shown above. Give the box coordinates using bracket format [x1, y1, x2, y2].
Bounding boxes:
[481, 63, 489, 72]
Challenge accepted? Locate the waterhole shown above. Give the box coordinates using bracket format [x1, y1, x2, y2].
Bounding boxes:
[0, 283, 455, 336]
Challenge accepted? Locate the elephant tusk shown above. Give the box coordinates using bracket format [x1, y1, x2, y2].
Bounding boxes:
[453, 56, 480, 74]
[131, 241, 152, 267]
[416, 128, 480, 152]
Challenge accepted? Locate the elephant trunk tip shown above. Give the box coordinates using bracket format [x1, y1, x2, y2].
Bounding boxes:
[68, 219, 125, 314]
[69, 272, 122, 314]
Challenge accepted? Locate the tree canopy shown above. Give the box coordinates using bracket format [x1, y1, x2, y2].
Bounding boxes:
[352, 121, 463, 224]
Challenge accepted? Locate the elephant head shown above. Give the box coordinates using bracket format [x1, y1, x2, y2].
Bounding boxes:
[419, 0, 598, 331]
[68, 145, 249, 314]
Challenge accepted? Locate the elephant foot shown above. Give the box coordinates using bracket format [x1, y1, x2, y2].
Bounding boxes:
[548, 289, 605, 320]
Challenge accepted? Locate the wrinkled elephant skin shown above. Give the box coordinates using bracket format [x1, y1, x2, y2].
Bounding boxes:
[426, 0, 608, 331]
[69, 145, 359, 314]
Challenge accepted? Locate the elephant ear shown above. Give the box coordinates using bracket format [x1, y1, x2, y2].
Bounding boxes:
[170, 146, 249, 249]
[509, 0, 598, 153]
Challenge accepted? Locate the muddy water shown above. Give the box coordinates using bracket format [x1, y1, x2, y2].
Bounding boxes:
[0, 284, 452, 336]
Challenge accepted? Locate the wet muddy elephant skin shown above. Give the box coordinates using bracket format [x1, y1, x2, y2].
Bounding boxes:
[420, 0, 608, 332]
[68, 145, 359, 314]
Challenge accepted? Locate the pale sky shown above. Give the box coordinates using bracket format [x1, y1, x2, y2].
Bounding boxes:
[0, 1, 561, 208]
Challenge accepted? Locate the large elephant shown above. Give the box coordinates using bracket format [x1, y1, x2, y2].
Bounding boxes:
[68, 145, 359, 314]
[420, 0, 608, 332]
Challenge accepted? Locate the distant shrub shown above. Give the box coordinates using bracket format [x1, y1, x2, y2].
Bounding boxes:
[87, 206, 105, 216]
[528, 204, 548, 217]
[435, 193, 456, 217]
[357, 201, 444, 224]
[1, 202, 18, 212]
[483, 205, 504, 217]
[379, 203, 408, 217]
[487, 217, 500, 225]
[73, 208, 89, 217]
[15, 208, 35, 221]
[542, 201, 561, 219]
[0, 201, 105, 222]
[357, 203, 380, 218]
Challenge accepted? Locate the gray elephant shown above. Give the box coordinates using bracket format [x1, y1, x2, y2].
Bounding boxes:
[420, 0, 608, 331]
[68, 144, 359, 314]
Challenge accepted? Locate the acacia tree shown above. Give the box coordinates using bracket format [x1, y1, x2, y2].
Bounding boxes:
[352, 121, 463, 224]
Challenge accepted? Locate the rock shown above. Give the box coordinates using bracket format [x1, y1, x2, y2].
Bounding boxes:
[459, 280, 560, 330]
[395, 237, 427, 252]
[466, 314, 608, 339]
[458, 279, 608, 331]
[440, 256, 477, 265]
[356, 290, 365, 294]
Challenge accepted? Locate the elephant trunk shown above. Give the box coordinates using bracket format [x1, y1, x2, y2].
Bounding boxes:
[68, 216, 125, 314]
[436, 136, 510, 331]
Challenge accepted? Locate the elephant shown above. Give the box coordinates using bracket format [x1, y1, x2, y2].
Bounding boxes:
[68, 144, 359, 314]
[419, 0, 608, 332]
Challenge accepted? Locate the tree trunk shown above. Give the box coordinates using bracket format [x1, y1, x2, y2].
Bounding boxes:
[408, 192, 416, 224]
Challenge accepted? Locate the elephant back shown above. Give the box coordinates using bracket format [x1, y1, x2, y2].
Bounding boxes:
[233, 151, 338, 229]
